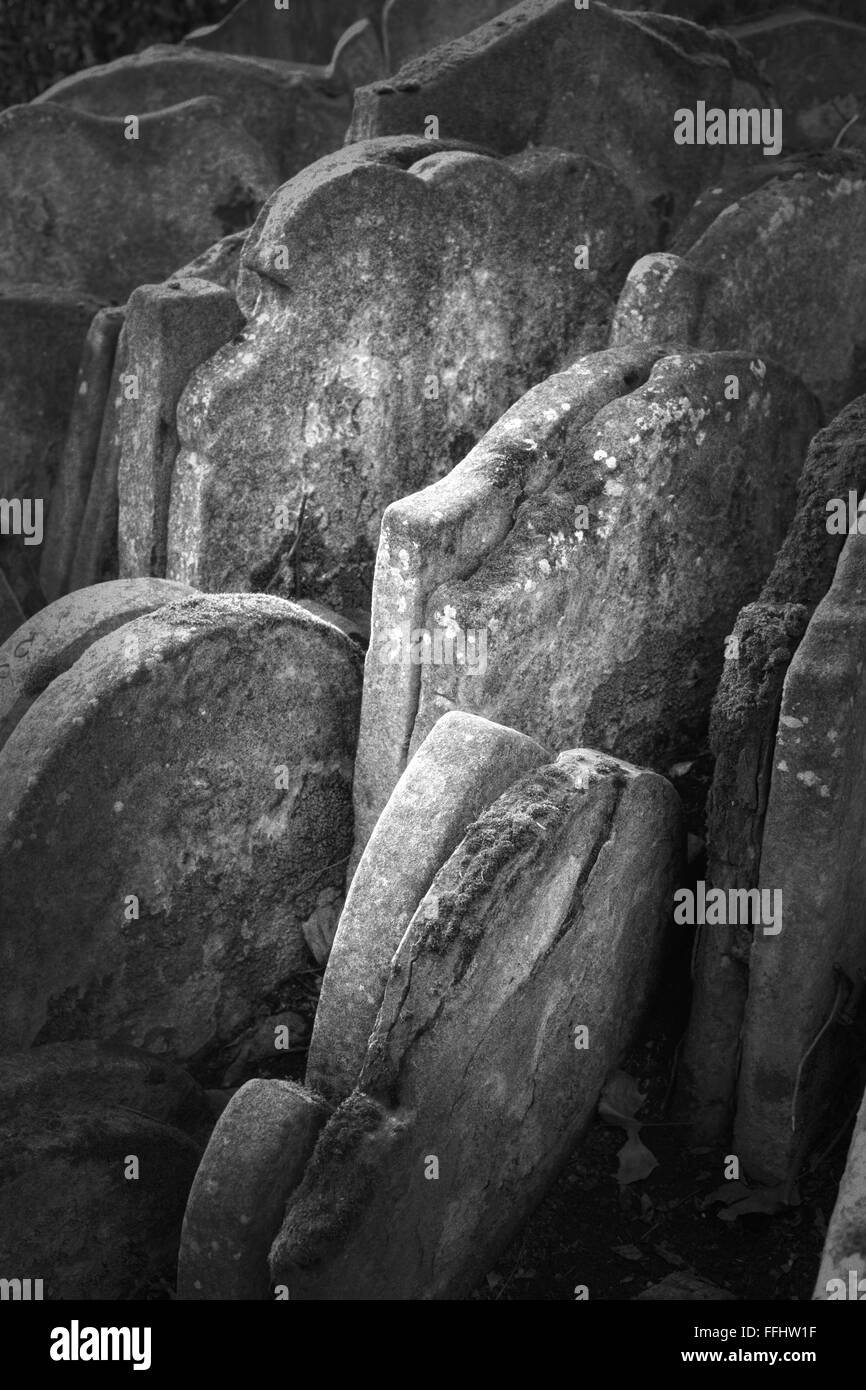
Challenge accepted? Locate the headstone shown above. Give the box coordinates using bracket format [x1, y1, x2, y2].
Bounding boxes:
[349, 0, 770, 242]
[166, 137, 639, 611]
[0, 1105, 201, 1299]
[39, 306, 126, 604]
[734, 533, 866, 1184]
[183, 0, 381, 68]
[329, 18, 387, 89]
[0, 100, 282, 301]
[814, 1081, 866, 1300]
[178, 1079, 330, 1300]
[353, 348, 820, 859]
[170, 232, 246, 293]
[0, 577, 194, 751]
[66, 331, 128, 592]
[677, 395, 866, 1141]
[610, 151, 866, 415]
[729, 12, 866, 152]
[34, 44, 353, 188]
[118, 279, 243, 580]
[383, 0, 516, 71]
[309, 712, 548, 1104]
[0, 595, 363, 1067]
[270, 749, 683, 1299]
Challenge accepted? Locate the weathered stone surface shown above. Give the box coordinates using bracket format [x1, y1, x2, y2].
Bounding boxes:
[167, 137, 639, 612]
[0, 1105, 201, 1299]
[349, 0, 770, 241]
[183, 0, 381, 67]
[178, 1079, 330, 1300]
[734, 533, 866, 1184]
[354, 348, 819, 859]
[118, 279, 243, 580]
[678, 396, 866, 1141]
[310, 712, 548, 1104]
[0, 285, 101, 503]
[39, 306, 126, 604]
[66, 332, 128, 593]
[610, 151, 866, 414]
[730, 12, 866, 153]
[383, 0, 515, 70]
[814, 1082, 866, 1299]
[171, 232, 246, 292]
[34, 44, 353, 187]
[0, 1040, 213, 1140]
[0, 578, 193, 751]
[0, 101, 282, 301]
[0, 571, 25, 645]
[270, 750, 683, 1299]
[0, 594, 363, 1067]
[330, 18, 387, 89]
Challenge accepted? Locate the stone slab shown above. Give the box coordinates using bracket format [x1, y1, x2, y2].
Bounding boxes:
[734, 533, 866, 1183]
[178, 1079, 330, 1300]
[677, 394, 866, 1140]
[610, 151, 866, 415]
[0, 594, 363, 1067]
[814, 1082, 866, 1299]
[383, 0, 516, 70]
[0, 100, 283, 301]
[0, 577, 194, 751]
[270, 749, 682, 1299]
[167, 136, 639, 614]
[349, 0, 770, 243]
[39, 306, 126, 604]
[118, 278, 243, 580]
[309, 712, 548, 1104]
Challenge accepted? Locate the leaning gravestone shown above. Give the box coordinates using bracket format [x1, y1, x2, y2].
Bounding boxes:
[0, 577, 193, 750]
[166, 136, 639, 612]
[383, 0, 516, 70]
[353, 347, 820, 860]
[733, 532, 866, 1184]
[34, 45, 353, 187]
[308, 712, 548, 1105]
[0, 595, 363, 1067]
[183, 0, 381, 67]
[118, 279, 243, 581]
[348, 0, 770, 243]
[270, 749, 682, 1299]
[676, 395, 866, 1141]
[178, 1079, 331, 1300]
[39, 306, 126, 604]
[610, 151, 866, 415]
[814, 1081, 866, 1300]
[0, 100, 282, 302]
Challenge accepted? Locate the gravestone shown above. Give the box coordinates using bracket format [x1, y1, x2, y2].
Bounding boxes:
[178, 1079, 330, 1300]
[383, 0, 516, 70]
[353, 348, 820, 860]
[270, 750, 682, 1299]
[166, 136, 639, 613]
[0, 100, 282, 301]
[734, 533, 866, 1183]
[39, 306, 126, 604]
[677, 395, 866, 1140]
[0, 595, 363, 1068]
[814, 1082, 866, 1299]
[118, 279, 243, 580]
[349, 0, 770, 242]
[0, 577, 194, 750]
[308, 712, 548, 1104]
[610, 151, 866, 415]
[35, 44, 353, 187]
